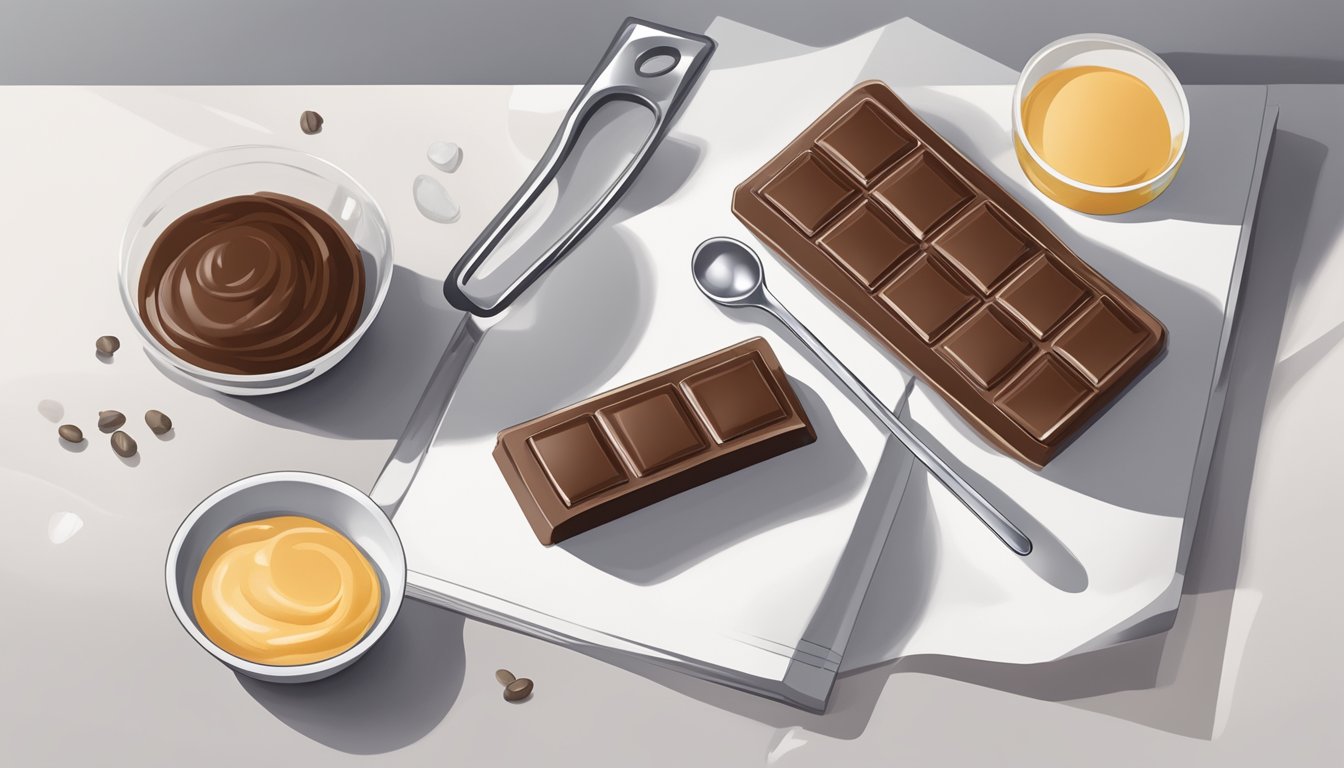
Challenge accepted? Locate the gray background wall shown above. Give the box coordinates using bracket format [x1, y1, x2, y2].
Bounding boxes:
[1, 0, 1342, 85]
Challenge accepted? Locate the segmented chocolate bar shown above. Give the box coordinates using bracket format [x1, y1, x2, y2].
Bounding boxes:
[494, 338, 816, 544]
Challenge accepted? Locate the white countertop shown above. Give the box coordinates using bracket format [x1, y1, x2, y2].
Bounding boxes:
[1, 19, 1340, 768]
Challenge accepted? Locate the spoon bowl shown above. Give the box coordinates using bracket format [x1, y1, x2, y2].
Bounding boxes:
[692, 237, 766, 306]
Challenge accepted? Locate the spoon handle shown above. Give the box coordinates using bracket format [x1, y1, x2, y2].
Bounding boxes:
[759, 288, 1032, 556]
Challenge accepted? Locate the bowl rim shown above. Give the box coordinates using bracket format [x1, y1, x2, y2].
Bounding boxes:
[1012, 33, 1191, 195]
[163, 470, 407, 679]
[118, 144, 395, 385]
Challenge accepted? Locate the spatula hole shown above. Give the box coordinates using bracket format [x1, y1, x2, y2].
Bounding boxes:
[635, 47, 680, 77]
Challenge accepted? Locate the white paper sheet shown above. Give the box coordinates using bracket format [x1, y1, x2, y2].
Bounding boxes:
[394, 18, 1273, 705]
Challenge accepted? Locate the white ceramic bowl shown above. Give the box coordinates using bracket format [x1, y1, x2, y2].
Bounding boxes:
[1012, 34, 1190, 214]
[165, 472, 406, 683]
[120, 145, 393, 396]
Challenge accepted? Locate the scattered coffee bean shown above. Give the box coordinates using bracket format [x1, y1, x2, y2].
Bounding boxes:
[111, 430, 137, 458]
[96, 335, 120, 356]
[145, 409, 173, 435]
[299, 110, 324, 135]
[58, 424, 84, 443]
[495, 668, 516, 686]
[98, 410, 126, 432]
[503, 677, 533, 702]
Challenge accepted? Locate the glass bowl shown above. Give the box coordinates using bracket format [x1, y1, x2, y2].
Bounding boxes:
[119, 145, 393, 396]
[1012, 34, 1189, 215]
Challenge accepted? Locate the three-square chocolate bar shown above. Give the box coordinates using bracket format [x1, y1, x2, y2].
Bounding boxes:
[494, 338, 816, 545]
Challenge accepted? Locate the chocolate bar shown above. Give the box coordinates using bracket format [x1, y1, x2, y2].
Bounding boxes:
[733, 81, 1166, 468]
[494, 338, 816, 545]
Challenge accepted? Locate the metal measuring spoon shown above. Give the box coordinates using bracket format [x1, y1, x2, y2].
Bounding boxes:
[692, 236, 1032, 556]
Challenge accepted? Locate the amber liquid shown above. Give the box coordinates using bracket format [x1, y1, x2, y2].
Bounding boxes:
[1022, 66, 1174, 188]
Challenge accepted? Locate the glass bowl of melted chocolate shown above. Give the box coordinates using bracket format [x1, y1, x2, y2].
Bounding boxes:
[119, 146, 392, 395]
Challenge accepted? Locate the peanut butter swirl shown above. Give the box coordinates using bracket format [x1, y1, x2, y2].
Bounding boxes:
[192, 515, 381, 666]
[138, 192, 365, 375]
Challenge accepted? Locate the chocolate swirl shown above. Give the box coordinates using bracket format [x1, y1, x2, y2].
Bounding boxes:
[138, 192, 365, 375]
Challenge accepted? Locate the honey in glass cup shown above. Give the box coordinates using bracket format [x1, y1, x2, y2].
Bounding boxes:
[1013, 35, 1189, 215]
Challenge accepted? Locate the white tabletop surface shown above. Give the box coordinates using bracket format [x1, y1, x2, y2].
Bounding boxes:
[2, 20, 1341, 768]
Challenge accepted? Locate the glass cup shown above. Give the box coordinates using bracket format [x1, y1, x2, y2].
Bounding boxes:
[1013, 34, 1189, 215]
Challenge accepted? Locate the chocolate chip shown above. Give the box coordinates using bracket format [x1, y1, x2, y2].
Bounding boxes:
[111, 430, 137, 458]
[299, 110, 324, 135]
[58, 424, 83, 443]
[503, 677, 533, 702]
[96, 335, 120, 356]
[495, 668, 516, 686]
[145, 409, 173, 435]
[98, 410, 126, 433]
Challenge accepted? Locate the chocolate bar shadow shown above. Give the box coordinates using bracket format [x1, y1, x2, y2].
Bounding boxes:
[559, 380, 863, 585]
[236, 599, 466, 754]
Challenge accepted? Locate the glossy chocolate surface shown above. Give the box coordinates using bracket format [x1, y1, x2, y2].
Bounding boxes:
[494, 338, 816, 545]
[138, 192, 365, 375]
[733, 82, 1166, 467]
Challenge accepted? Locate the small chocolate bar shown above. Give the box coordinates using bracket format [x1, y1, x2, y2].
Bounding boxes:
[494, 338, 816, 545]
[733, 81, 1166, 468]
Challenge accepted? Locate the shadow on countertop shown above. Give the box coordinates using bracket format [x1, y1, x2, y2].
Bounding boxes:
[237, 599, 466, 754]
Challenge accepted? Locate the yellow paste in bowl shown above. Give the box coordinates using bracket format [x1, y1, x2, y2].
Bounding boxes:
[192, 515, 380, 666]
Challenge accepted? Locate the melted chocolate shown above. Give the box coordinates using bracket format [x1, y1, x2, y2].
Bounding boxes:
[138, 192, 365, 375]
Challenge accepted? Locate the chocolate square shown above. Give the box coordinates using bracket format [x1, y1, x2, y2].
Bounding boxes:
[873, 151, 973, 236]
[818, 100, 917, 184]
[681, 353, 789, 444]
[818, 202, 918, 288]
[996, 355, 1091, 442]
[760, 151, 857, 235]
[934, 203, 1036, 293]
[878, 253, 977, 342]
[941, 306, 1034, 389]
[1055, 299, 1148, 385]
[598, 386, 708, 476]
[528, 416, 628, 506]
[998, 255, 1091, 340]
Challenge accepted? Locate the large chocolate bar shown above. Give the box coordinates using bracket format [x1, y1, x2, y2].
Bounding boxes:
[733, 81, 1166, 468]
[494, 338, 816, 545]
